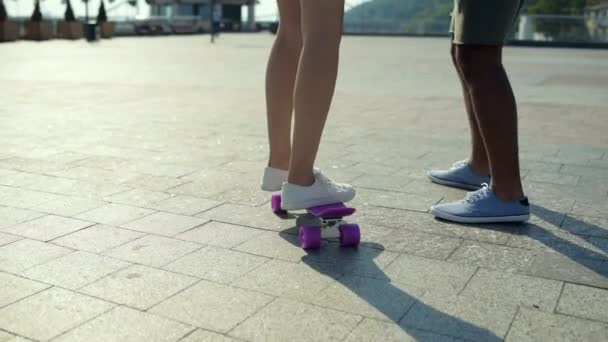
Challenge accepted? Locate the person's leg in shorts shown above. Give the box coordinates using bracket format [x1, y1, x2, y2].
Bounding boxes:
[430, 0, 530, 223]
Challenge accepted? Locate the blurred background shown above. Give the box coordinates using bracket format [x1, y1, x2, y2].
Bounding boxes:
[1, 0, 607, 45]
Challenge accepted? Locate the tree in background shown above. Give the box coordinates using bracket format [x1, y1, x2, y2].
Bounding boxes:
[527, 0, 604, 14]
[97, 0, 107, 23]
[31, 0, 43, 21]
[0, 0, 7, 21]
[64, 0, 76, 21]
[525, 0, 599, 41]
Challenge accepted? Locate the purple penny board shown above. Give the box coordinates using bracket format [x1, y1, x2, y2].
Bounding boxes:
[306, 203, 356, 219]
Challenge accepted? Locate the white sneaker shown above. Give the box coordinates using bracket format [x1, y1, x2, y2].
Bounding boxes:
[281, 170, 356, 210]
[261, 167, 288, 192]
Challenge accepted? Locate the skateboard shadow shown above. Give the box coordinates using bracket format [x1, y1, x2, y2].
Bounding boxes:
[278, 230, 502, 341]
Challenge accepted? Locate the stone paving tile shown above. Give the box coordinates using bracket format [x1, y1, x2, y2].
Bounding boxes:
[5, 336, 32, 342]
[353, 223, 396, 244]
[402, 179, 469, 202]
[180, 329, 238, 342]
[448, 241, 537, 273]
[116, 160, 201, 178]
[384, 254, 477, 294]
[149, 280, 274, 334]
[168, 181, 234, 199]
[233, 231, 308, 263]
[373, 229, 462, 260]
[571, 199, 608, 219]
[350, 162, 403, 176]
[525, 252, 608, 289]
[231, 259, 337, 302]
[401, 291, 518, 342]
[75, 203, 156, 226]
[105, 189, 175, 207]
[525, 171, 580, 186]
[556, 283, 608, 323]
[197, 203, 296, 232]
[50, 166, 141, 185]
[0, 232, 21, 247]
[0, 331, 13, 342]
[560, 164, 608, 179]
[51, 224, 146, 254]
[356, 207, 515, 245]
[351, 174, 415, 193]
[0, 157, 73, 174]
[588, 158, 608, 169]
[121, 174, 188, 192]
[145, 195, 221, 216]
[0, 186, 63, 209]
[301, 242, 399, 279]
[459, 268, 562, 312]
[352, 188, 439, 213]
[344, 318, 463, 342]
[104, 235, 202, 268]
[176, 221, 264, 248]
[80, 264, 199, 310]
[73, 155, 128, 171]
[23, 176, 132, 199]
[164, 246, 269, 284]
[1, 215, 94, 242]
[0, 287, 114, 341]
[505, 307, 608, 342]
[230, 298, 361, 342]
[508, 221, 608, 261]
[311, 275, 425, 322]
[0, 239, 73, 273]
[120, 212, 208, 237]
[561, 215, 608, 238]
[53, 306, 194, 342]
[21, 251, 131, 290]
[0, 171, 48, 188]
[530, 197, 576, 224]
[526, 182, 607, 203]
[519, 160, 563, 173]
[209, 187, 270, 207]
[28, 196, 108, 217]
[0, 273, 50, 308]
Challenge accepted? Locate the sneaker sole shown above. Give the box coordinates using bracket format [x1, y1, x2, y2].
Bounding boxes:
[427, 173, 483, 191]
[431, 207, 530, 224]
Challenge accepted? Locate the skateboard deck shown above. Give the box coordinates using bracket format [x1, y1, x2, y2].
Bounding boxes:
[307, 203, 356, 219]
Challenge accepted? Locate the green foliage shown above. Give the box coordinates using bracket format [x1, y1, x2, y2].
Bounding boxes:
[527, 0, 588, 14]
[64, 0, 76, 21]
[31, 0, 43, 22]
[0, 0, 7, 22]
[344, 0, 453, 33]
[97, 1, 107, 23]
[525, 0, 596, 41]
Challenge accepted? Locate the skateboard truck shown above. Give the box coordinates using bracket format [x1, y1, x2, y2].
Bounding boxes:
[271, 193, 361, 249]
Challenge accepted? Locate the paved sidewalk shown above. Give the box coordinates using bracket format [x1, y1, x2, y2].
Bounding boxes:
[0, 34, 607, 341]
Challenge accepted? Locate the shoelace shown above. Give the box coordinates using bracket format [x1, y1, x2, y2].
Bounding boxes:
[464, 183, 490, 203]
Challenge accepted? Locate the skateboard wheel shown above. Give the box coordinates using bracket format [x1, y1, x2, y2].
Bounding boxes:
[299, 226, 322, 249]
[339, 224, 360, 246]
[271, 194, 286, 214]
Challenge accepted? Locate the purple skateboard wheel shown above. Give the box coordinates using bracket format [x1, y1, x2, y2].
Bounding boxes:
[271, 193, 286, 214]
[307, 203, 356, 218]
[339, 224, 360, 246]
[299, 226, 322, 249]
